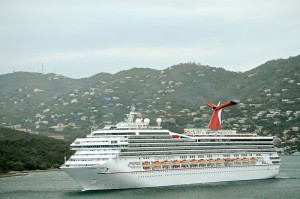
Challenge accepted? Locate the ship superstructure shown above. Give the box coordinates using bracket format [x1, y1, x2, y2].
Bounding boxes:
[60, 102, 280, 190]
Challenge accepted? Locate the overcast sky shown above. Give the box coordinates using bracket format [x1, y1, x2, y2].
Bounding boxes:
[0, 0, 299, 78]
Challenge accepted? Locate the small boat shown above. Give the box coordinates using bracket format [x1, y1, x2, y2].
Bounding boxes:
[190, 159, 198, 164]
[142, 161, 150, 166]
[250, 157, 257, 161]
[241, 157, 248, 161]
[171, 160, 180, 164]
[180, 160, 188, 164]
[207, 159, 215, 163]
[153, 161, 161, 165]
[162, 160, 170, 165]
[128, 162, 141, 167]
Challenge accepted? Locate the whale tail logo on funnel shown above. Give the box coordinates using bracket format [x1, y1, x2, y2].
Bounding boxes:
[206, 101, 238, 130]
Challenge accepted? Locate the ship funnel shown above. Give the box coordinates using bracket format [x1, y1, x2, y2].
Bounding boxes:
[207, 100, 238, 130]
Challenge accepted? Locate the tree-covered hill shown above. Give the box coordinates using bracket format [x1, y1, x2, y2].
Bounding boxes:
[233, 55, 300, 100]
[0, 128, 73, 173]
[0, 55, 299, 152]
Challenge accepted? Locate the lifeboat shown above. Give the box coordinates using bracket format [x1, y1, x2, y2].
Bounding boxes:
[142, 161, 150, 166]
[250, 157, 257, 161]
[153, 161, 161, 165]
[198, 159, 206, 163]
[215, 158, 224, 162]
[162, 160, 170, 165]
[225, 158, 234, 162]
[171, 160, 180, 165]
[207, 159, 215, 163]
[128, 162, 141, 167]
[241, 157, 248, 162]
[180, 160, 188, 164]
[190, 159, 198, 164]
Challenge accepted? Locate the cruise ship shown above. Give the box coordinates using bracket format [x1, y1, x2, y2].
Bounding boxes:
[60, 101, 280, 190]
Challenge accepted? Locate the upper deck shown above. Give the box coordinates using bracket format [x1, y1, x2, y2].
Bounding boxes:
[184, 128, 257, 137]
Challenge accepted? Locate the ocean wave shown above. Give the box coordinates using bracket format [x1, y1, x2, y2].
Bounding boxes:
[276, 176, 299, 179]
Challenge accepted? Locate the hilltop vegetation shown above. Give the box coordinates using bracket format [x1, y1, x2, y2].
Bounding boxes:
[0, 128, 72, 173]
[0, 55, 299, 152]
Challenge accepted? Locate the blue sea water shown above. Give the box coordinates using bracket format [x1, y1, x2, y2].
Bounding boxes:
[0, 156, 299, 199]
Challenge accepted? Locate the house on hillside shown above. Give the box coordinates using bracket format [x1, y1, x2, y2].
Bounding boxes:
[48, 135, 64, 140]
[50, 123, 67, 131]
[104, 89, 113, 93]
[71, 99, 78, 103]
[269, 99, 278, 103]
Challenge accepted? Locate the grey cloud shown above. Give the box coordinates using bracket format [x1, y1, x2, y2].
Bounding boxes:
[0, 0, 299, 78]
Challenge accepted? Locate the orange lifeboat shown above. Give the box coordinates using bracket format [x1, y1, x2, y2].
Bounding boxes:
[234, 158, 241, 162]
[207, 159, 215, 163]
[171, 160, 180, 165]
[142, 161, 150, 166]
[250, 157, 257, 161]
[162, 160, 170, 165]
[198, 159, 206, 163]
[241, 157, 248, 162]
[153, 161, 161, 165]
[190, 159, 198, 164]
[180, 160, 188, 164]
[215, 158, 224, 162]
[225, 158, 234, 162]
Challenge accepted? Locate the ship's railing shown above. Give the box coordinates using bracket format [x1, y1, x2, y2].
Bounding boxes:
[119, 148, 277, 156]
[184, 128, 257, 137]
[122, 145, 274, 152]
[129, 135, 172, 139]
[127, 138, 272, 143]
[101, 123, 163, 130]
[128, 141, 273, 147]
[184, 129, 236, 135]
[128, 139, 194, 143]
[191, 134, 257, 137]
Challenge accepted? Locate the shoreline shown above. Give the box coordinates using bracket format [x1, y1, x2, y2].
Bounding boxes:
[0, 168, 61, 178]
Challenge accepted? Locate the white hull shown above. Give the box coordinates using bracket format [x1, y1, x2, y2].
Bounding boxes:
[61, 164, 280, 190]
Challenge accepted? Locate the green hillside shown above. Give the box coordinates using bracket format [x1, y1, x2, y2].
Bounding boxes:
[0, 128, 72, 173]
[0, 55, 299, 153]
